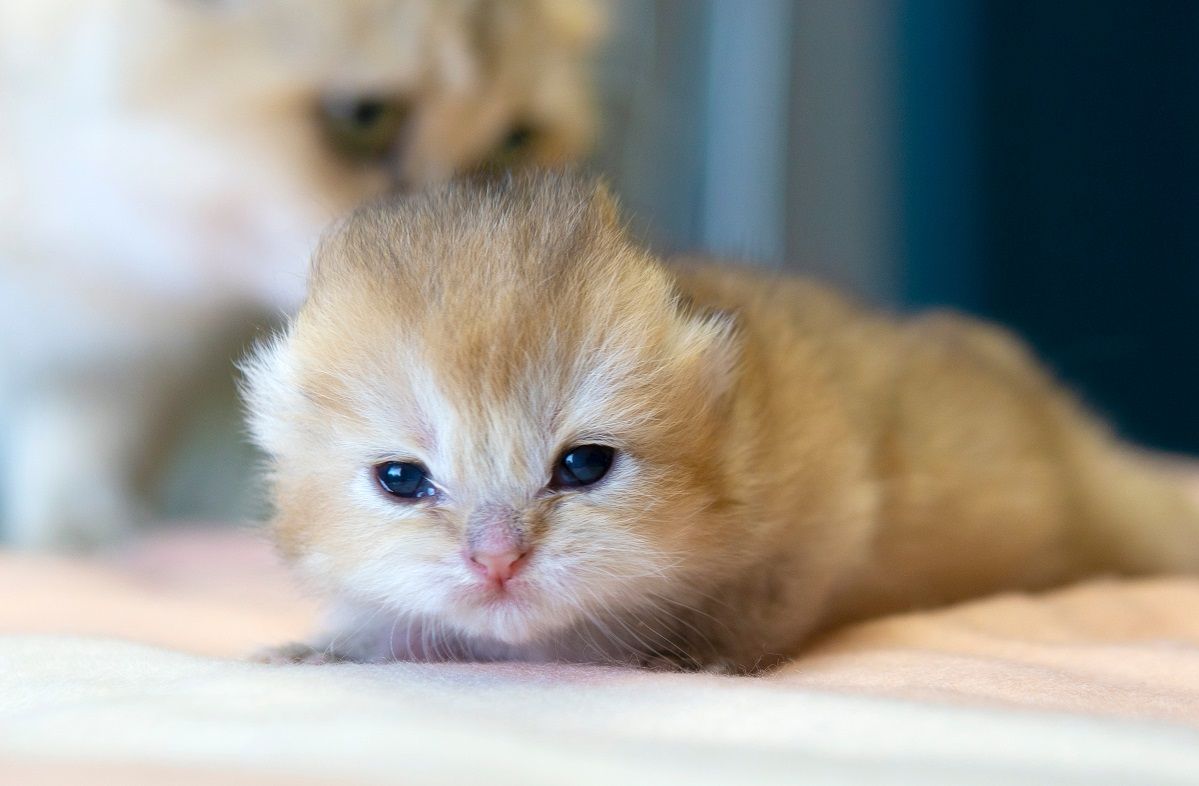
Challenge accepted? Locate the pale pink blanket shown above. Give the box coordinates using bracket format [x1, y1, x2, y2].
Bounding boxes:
[3, 528, 1199, 784]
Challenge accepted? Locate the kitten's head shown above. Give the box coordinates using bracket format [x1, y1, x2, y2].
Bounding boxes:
[6, 0, 601, 308]
[244, 173, 747, 646]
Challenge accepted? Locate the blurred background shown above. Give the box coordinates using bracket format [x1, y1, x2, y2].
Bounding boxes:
[601, 0, 1199, 455]
[2, 0, 1197, 531]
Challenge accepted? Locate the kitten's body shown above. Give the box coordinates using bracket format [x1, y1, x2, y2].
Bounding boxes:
[0, 0, 600, 547]
[246, 174, 1199, 672]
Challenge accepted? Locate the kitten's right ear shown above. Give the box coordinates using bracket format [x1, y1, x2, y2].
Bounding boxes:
[238, 330, 307, 459]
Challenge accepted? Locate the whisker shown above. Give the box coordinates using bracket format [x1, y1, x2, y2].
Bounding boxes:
[327, 603, 385, 659]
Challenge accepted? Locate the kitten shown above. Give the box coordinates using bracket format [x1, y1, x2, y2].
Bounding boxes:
[0, 0, 603, 547]
[244, 173, 1199, 672]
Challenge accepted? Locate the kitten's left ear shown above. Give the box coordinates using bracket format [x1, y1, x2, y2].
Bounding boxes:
[678, 306, 742, 401]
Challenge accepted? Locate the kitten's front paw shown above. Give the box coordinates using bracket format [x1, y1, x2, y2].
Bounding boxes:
[638, 650, 740, 674]
[252, 642, 350, 665]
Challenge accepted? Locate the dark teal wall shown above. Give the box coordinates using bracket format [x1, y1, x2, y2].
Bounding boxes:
[899, 0, 1199, 453]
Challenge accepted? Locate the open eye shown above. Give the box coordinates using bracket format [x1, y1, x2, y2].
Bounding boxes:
[317, 95, 410, 163]
[500, 124, 536, 154]
[483, 123, 539, 169]
[551, 445, 615, 489]
[374, 461, 437, 500]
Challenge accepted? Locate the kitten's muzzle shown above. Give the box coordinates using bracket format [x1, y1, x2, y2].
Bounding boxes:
[467, 548, 529, 587]
[465, 505, 530, 589]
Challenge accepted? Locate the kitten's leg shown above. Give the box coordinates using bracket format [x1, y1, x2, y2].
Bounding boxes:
[252, 640, 353, 665]
[254, 601, 400, 665]
[254, 601, 474, 664]
[637, 652, 740, 674]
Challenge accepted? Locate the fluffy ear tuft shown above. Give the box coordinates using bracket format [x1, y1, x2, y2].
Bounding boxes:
[585, 179, 624, 231]
[678, 307, 743, 401]
[237, 330, 307, 459]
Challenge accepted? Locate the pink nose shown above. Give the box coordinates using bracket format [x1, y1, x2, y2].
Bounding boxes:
[468, 549, 527, 585]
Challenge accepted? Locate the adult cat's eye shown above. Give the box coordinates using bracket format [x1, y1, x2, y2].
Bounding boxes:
[551, 445, 615, 489]
[374, 461, 437, 500]
[501, 124, 537, 154]
[318, 95, 410, 163]
[485, 123, 539, 169]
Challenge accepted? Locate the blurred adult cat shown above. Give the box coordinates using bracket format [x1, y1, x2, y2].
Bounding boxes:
[0, 0, 603, 547]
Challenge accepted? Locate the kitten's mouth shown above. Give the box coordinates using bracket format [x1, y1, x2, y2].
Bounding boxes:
[448, 575, 570, 644]
[461, 576, 535, 612]
[469, 581, 522, 603]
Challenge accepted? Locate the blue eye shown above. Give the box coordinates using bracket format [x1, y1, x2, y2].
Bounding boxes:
[375, 461, 437, 500]
[552, 445, 615, 488]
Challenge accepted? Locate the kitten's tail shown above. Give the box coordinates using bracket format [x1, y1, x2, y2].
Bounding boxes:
[1069, 435, 1199, 576]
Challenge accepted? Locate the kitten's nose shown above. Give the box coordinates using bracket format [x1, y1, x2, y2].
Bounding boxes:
[468, 548, 527, 585]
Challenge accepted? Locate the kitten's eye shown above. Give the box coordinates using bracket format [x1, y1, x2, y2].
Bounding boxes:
[374, 461, 437, 500]
[551, 445, 615, 489]
[318, 95, 410, 163]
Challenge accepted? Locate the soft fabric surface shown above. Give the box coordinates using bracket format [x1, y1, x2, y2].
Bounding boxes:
[3, 528, 1199, 784]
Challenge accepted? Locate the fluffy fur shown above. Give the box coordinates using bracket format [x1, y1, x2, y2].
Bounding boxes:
[245, 172, 1199, 672]
[0, 0, 602, 547]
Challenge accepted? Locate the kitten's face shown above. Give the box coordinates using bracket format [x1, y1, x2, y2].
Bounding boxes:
[247, 178, 744, 646]
[3, 0, 600, 308]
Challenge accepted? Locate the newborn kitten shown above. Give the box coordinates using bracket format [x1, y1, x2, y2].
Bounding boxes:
[0, 0, 602, 548]
[245, 173, 1199, 672]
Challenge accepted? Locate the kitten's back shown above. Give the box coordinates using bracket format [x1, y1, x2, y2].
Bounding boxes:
[670, 258, 1199, 627]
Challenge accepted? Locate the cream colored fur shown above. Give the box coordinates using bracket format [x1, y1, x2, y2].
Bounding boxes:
[245, 173, 1199, 672]
[0, 0, 602, 547]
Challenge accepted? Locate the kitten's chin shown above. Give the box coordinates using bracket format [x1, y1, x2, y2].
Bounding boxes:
[446, 586, 577, 645]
